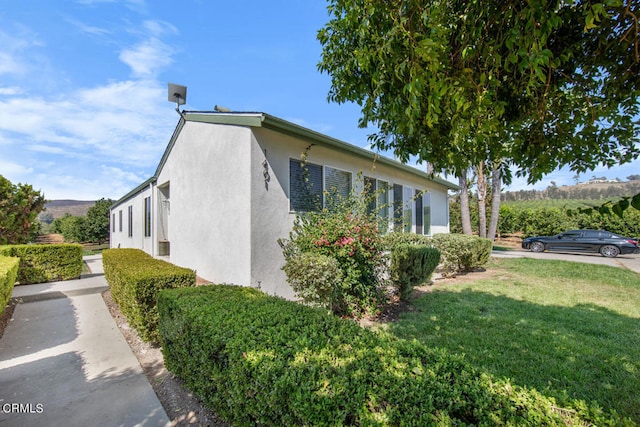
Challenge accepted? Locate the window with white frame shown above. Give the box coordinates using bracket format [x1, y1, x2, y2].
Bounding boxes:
[289, 159, 322, 211]
[112, 213, 116, 232]
[423, 191, 431, 235]
[119, 210, 123, 232]
[377, 181, 390, 232]
[127, 205, 133, 237]
[403, 185, 414, 233]
[364, 177, 390, 233]
[144, 196, 151, 237]
[415, 190, 423, 235]
[393, 184, 403, 231]
[324, 166, 352, 203]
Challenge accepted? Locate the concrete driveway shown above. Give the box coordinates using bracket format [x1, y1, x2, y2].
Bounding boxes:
[492, 249, 640, 275]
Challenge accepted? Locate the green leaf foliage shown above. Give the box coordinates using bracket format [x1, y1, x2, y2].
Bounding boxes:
[431, 234, 493, 277]
[0, 244, 82, 284]
[280, 183, 387, 318]
[0, 175, 46, 245]
[282, 252, 343, 309]
[389, 244, 440, 299]
[102, 248, 195, 342]
[318, 1, 639, 183]
[158, 284, 622, 426]
[0, 255, 20, 309]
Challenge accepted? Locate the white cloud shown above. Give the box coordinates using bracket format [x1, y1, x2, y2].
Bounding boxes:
[66, 18, 111, 37]
[0, 159, 34, 178]
[0, 86, 24, 95]
[143, 20, 178, 38]
[0, 52, 26, 76]
[119, 38, 174, 77]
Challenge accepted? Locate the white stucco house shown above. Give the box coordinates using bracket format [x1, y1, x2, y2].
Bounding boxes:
[110, 111, 458, 298]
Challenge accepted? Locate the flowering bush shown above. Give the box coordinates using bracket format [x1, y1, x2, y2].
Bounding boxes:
[280, 191, 388, 318]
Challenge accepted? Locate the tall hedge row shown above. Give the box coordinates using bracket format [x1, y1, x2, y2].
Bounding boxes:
[102, 248, 195, 342]
[497, 206, 640, 238]
[158, 285, 618, 426]
[0, 244, 83, 284]
[0, 255, 20, 309]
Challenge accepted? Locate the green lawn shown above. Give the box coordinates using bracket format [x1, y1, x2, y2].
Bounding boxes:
[379, 258, 640, 423]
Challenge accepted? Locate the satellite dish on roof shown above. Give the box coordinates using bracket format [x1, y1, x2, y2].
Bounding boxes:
[168, 83, 187, 115]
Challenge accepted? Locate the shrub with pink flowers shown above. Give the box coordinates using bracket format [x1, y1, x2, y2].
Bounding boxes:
[280, 192, 388, 318]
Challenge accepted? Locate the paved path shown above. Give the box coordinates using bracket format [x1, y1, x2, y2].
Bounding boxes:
[492, 249, 640, 274]
[0, 255, 171, 427]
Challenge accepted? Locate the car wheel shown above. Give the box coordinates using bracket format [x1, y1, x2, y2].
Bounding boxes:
[530, 241, 545, 252]
[600, 245, 620, 258]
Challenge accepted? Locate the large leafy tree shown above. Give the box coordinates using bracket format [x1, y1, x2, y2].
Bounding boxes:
[318, 0, 640, 234]
[0, 175, 46, 244]
[85, 198, 113, 243]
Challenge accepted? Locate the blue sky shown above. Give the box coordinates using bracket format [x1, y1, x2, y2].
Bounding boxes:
[1, 0, 638, 200]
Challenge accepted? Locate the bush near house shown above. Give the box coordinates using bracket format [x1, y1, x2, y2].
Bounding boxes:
[102, 248, 195, 342]
[0, 255, 20, 309]
[280, 197, 387, 318]
[381, 232, 492, 278]
[0, 244, 82, 284]
[389, 244, 440, 299]
[431, 234, 493, 277]
[158, 284, 619, 426]
[281, 252, 344, 309]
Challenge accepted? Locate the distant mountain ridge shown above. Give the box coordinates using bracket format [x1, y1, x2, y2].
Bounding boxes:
[41, 200, 96, 220]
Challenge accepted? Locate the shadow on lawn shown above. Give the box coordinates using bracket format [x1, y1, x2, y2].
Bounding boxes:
[388, 289, 640, 422]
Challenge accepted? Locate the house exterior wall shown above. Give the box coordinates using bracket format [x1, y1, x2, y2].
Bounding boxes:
[111, 114, 455, 300]
[248, 127, 452, 298]
[110, 185, 153, 252]
[155, 121, 252, 285]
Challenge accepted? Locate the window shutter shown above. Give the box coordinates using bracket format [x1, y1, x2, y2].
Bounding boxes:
[324, 167, 352, 201]
[290, 159, 322, 211]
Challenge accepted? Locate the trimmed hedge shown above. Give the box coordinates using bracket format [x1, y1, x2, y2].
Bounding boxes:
[0, 244, 83, 284]
[159, 285, 618, 426]
[381, 232, 492, 277]
[282, 252, 343, 308]
[102, 248, 195, 342]
[390, 244, 440, 299]
[0, 255, 20, 308]
[381, 232, 432, 249]
[431, 234, 493, 277]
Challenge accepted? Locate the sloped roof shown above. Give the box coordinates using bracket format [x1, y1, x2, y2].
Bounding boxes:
[114, 111, 458, 207]
[156, 111, 459, 190]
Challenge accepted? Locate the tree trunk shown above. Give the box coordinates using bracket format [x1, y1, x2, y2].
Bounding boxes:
[487, 163, 502, 241]
[477, 162, 487, 238]
[458, 169, 473, 235]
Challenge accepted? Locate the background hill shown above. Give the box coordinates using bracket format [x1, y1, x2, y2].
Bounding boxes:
[39, 200, 96, 221]
[502, 179, 640, 204]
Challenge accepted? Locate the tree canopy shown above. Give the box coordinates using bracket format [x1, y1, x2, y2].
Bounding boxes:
[0, 175, 46, 244]
[318, 0, 639, 183]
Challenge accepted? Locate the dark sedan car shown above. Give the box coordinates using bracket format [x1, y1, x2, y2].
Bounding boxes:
[522, 229, 640, 258]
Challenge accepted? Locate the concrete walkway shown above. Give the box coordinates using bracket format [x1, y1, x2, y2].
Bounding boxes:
[492, 249, 640, 274]
[0, 255, 171, 427]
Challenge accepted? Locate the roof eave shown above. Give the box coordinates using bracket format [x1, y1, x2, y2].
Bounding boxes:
[111, 176, 156, 209]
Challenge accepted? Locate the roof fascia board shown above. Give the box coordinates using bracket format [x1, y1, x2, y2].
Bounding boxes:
[148, 111, 458, 192]
[184, 112, 264, 127]
[154, 116, 186, 178]
[111, 177, 155, 209]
